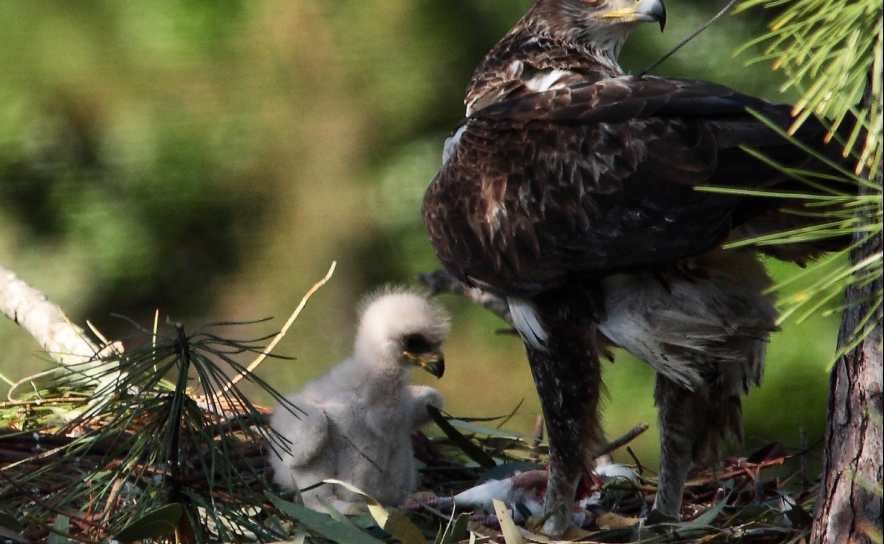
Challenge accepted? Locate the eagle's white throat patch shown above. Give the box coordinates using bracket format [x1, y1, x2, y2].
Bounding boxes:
[508, 297, 548, 351]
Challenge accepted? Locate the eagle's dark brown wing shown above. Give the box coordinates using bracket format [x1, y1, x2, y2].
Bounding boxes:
[423, 75, 839, 296]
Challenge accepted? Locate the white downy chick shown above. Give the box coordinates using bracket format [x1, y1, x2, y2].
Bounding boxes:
[269, 287, 450, 513]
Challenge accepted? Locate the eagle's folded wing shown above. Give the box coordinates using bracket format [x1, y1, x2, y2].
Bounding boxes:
[427, 76, 843, 295]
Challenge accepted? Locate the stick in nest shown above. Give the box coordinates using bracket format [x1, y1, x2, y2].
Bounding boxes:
[593, 422, 650, 460]
[220, 261, 336, 393]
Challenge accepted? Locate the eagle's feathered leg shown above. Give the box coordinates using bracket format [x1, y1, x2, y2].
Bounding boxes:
[510, 286, 605, 536]
[597, 251, 777, 519]
[653, 374, 745, 517]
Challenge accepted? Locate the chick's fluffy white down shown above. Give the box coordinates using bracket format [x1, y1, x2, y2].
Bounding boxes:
[269, 288, 449, 513]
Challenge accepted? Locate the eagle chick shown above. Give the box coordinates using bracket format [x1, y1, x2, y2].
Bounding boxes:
[269, 288, 449, 513]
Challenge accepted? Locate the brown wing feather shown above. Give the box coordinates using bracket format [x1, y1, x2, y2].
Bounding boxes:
[465, 27, 620, 115]
[424, 76, 842, 296]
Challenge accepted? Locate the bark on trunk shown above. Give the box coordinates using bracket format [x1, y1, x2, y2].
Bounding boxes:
[810, 161, 883, 543]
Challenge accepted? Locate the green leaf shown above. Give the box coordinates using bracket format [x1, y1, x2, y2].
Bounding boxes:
[0, 513, 26, 544]
[325, 479, 427, 544]
[47, 516, 76, 544]
[314, 495, 363, 529]
[427, 405, 496, 469]
[113, 503, 183, 543]
[785, 504, 814, 527]
[267, 494, 385, 544]
[0, 512, 22, 533]
[644, 508, 679, 526]
[687, 494, 729, 527]
[448, 419, 529, 440]
[371, 509, 426, 544]
[729, 503, 773, 524]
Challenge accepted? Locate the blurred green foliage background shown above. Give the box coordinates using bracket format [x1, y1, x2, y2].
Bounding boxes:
[0, 0, 838, 469]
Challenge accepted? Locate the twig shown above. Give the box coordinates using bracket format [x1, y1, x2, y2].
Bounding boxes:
[799, 427, 808, 494]
[220, 261, 336, 392]
[637, 0, 741, 77]
[100, 477, 126, 526]
[0, 265, 101, 368]
[0, 470, 107, 537]
[529, 415, 544, 463]
[21, 512, 101, 544]
[1, 266, 124, 403]
[689, 455, 787, 487]
[593, 422, 650, 459]
[753, 468, 764, 504]
[169, 322, 191, 487]
[416, 270, 512, 326]
[626, 446, 644, 475]
[686, 488, 728, 522]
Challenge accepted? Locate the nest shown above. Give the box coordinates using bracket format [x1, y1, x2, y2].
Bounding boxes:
[0, 267, 820, 543]
[0, 386, 819, 543]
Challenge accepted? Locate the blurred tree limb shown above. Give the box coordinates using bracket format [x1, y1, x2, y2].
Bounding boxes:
[0, 264, 122, 401]
[0, 264, 101, 367]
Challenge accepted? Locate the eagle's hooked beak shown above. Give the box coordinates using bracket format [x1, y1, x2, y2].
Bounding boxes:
[598, 0, 667, 32]
[405, 349, 445, 378]
[635, 0, 666, 31]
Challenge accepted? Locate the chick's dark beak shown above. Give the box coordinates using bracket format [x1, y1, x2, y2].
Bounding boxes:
[406, 350, 445, 378]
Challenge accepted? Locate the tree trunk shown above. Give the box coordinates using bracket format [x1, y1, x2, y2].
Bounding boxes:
[810, 163, 883, 542]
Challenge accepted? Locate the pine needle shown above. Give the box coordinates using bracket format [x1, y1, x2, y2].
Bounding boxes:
[221, 260, 336, 392]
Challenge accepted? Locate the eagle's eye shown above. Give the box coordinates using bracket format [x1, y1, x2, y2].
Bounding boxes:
[403, 334, 431, 354]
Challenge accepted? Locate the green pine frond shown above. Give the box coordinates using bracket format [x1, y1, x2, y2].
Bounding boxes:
[735, 0, 881, 160]
[1, 317, 300, 543]
[726, 0, 883, 352]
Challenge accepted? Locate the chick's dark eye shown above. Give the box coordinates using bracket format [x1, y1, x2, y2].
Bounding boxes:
[403, 334, 430, 353]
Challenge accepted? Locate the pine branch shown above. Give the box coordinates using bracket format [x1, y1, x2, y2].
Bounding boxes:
[0, 265, 101, 367]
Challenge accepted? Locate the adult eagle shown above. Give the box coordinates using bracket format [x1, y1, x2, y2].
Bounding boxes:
[422, 0, 848, 536]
